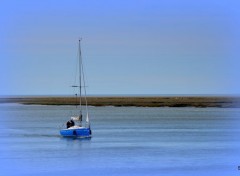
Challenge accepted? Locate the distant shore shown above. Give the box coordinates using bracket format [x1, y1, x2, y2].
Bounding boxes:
[1, 96, 240, 108]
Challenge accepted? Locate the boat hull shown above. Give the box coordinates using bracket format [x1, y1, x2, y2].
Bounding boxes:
[60, 127, 91, 138]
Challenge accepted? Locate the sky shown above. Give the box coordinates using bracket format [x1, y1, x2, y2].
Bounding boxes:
[0, 0, 240, 96]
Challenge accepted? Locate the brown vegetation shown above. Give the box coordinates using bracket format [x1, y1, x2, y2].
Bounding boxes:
[1, 96, 240, 108]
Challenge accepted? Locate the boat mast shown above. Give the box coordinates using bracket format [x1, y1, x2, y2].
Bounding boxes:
[79, 39, 82, 114]
[78, 39, 90, 127]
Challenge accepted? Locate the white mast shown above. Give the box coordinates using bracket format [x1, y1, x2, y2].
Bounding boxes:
[78, 39, 82, 115]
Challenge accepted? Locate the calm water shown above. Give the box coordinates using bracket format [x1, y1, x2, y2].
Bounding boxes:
[0, 104, 239, 176]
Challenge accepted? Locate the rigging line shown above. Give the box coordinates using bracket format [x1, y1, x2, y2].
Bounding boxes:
[81, 52, 89, 116]
[74, 49, 78, 86]
[70, 41, 79, 110]
[79, 39, 82, 114]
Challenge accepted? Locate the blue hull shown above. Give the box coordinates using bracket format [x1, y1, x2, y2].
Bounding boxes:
[60, 127, 91, 138]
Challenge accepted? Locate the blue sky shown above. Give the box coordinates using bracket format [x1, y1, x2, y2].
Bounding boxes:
[1, 0, 240, 95]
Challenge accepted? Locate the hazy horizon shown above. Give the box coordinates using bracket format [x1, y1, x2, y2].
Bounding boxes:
[1, 93, 240, 98]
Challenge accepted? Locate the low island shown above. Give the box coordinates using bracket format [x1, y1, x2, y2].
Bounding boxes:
[1, 96, 240, 108]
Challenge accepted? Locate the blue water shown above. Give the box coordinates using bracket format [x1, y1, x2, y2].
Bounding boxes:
[0, 104, 239, 176]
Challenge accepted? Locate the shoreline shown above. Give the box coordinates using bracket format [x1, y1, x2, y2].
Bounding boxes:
[1, 96, 240, 108]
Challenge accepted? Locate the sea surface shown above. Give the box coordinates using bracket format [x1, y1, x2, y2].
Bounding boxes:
[0, 103, 239, 176]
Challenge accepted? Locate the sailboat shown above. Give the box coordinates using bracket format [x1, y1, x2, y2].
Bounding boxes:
[60, 39, 92, 138]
